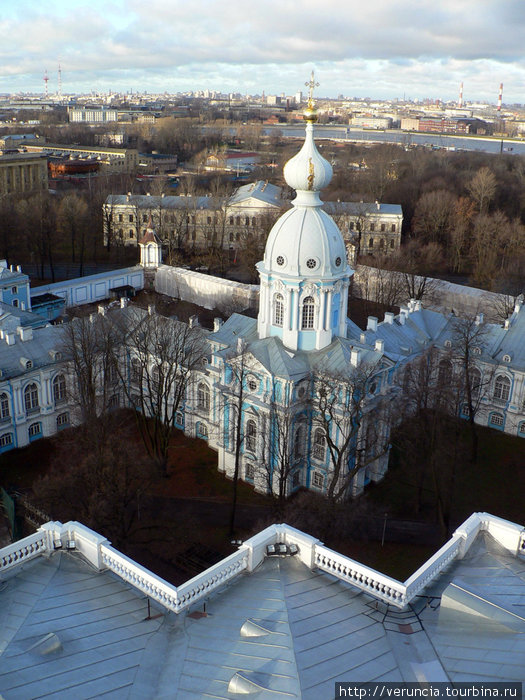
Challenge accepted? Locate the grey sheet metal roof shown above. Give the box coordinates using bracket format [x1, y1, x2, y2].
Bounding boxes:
[323, 201, 403, 216]
[228, 181, 283, 208]
[2, 529, 525, 697]
[0, 324, 62, 378]
[0, 552, 164, 699]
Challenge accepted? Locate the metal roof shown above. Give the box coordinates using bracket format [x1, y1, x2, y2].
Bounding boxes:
[2, 518, 525, 697]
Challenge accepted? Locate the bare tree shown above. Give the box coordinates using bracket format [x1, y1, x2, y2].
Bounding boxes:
[61, 312, 120, 428]
[467, 166, 496, 214]
[115, 308, 208, 476]
[259, 397, 305, 514]
[313, 361, 391, 503]
[450, 313, 492, 463]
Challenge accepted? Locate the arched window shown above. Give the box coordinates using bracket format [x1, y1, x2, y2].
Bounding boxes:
[53, 374, 66, 404]
[197, 422, 208, 439]
[469, 367, 482, 399]
[28, 422, 42, 438]
[57, 412, 69, 429]
[294, 421, 306, 460]
[131, 358, 141, 382]
[494, 375, 511, 401]
[438, 359, 452, 385]
[0, 393, 10, 420]
[313, 428, 325, 461]
[301, 296, 315, 330]
[24, 383, 39, 413]
[489, 412, 504, 428]
[246, 419, 257, 453]
[273, 293, 284, 327]
[198, 382, 210, 412]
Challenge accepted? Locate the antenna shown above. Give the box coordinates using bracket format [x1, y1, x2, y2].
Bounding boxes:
[58, 62, 62, 99]
[458, 82, 463, 109]
[497, 83, 503, 112]
[43, 70, 49, 98]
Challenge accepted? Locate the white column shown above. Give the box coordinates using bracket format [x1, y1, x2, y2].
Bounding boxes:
[325, 291, 333, 331]
[285, 288, 293, 331]
[320, 289, 327, 331]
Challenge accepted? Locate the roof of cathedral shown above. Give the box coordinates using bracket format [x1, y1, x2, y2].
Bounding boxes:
[1, 514, 524, 697]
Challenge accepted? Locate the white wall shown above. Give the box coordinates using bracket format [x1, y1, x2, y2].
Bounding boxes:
[154, 265, 259, 312]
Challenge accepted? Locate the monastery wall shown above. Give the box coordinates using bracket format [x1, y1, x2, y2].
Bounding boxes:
[154, 265, 259, 312]
[153, 263, 511, 321]
[31, 266, 144, 307]
[353, 265, 511, 321]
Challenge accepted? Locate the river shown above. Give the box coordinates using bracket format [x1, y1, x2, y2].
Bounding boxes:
[266, 125, 525, 155]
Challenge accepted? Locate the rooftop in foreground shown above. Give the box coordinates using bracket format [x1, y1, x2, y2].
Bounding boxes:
[1, 513, 524, 698]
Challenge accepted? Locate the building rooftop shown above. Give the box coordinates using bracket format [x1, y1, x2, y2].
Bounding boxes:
[1, 514, 524, 697]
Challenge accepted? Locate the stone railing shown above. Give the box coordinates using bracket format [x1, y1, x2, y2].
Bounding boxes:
[100, 544, 181, 613]
[314, 544, 407, 606]
[404, 535, 463, 602]
[1, 514, 523, 613]
[0, 530, 47, 572]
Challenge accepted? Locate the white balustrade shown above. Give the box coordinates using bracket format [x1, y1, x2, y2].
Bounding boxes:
[0, 531, 47, 571]
[314, 544, 407, 607]
[2, 513, 524, 614]
[404, 536, 463, 601]
[100, 544, 181, 612]
[176, 549, 249, 609]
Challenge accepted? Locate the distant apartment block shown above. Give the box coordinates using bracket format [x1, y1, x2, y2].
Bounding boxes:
[350, 116, 393, 129]
[68, 107, 119, 123]
[401, 116, 490, 135]
[0, 153, 48, 195]
[23, 144, 139, 173]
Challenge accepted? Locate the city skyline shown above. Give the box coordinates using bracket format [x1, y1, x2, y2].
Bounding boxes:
[2, 0, 525, 104]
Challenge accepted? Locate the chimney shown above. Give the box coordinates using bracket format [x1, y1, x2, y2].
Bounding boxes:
[237, 337, 245, 354]
[17, 326, 33, 341]
[475, 312, 484, 325]
[98, 305, 106, 316]
[148, 304, 155, 315]
[351, 347, 360, 367]
[384, 312, 394, 324]
[360, 332, 366, 344]
[16, 265, 21, 272]
[504, 319, 510, 329]
[367, 316, 378, 332]
[120, 297, 128, 308]
[399, 307, 408, 325]
[375, 339, 384, 353]
[188, 315, 199, 328]
[5, 332, 15, 345]
[214, 318, 223, 332]
[89, 313, 97, 323]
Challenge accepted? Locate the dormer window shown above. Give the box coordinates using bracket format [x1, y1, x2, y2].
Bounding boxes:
[502, 354, 511, 363]
[25, 360, 32, 370]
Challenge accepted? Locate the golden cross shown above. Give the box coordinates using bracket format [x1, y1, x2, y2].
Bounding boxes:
[305, 71, 319, 109]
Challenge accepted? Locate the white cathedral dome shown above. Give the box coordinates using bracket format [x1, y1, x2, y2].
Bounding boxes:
[263, 206, 347, 278]
[261, 106, 349, 280]
[256, 89, 353, 352]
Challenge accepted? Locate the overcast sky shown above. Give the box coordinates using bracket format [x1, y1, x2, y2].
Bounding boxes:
[2, 0, 525, 103]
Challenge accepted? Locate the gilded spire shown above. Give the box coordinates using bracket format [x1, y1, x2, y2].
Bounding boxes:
[304, 70, 319, 122]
